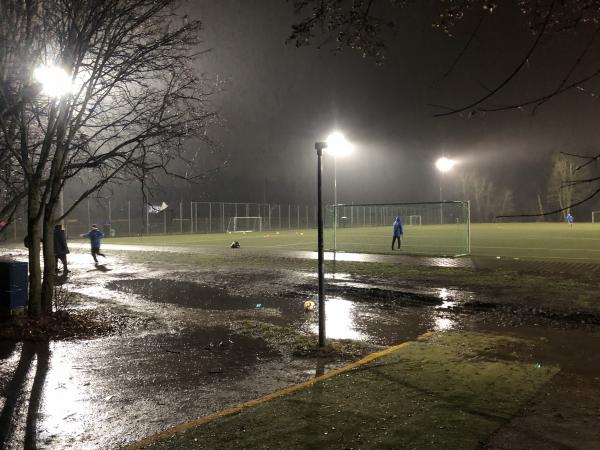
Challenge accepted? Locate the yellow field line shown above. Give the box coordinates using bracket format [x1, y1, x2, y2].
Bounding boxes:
[123, 332, 434, 450]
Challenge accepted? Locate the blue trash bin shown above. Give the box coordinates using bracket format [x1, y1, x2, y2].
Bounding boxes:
[0, 260, 28, 317]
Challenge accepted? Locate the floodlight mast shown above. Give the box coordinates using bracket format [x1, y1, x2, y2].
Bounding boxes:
[315, 141, 327, 347]
[435, 157, 457, 224]
[325, 131, 352, 255]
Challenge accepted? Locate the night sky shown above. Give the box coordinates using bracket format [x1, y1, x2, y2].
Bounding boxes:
[180, 1, 600, 212]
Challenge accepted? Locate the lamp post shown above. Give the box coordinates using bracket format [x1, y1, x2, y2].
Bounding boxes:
[315, 141, 327, 347]
[435, 157, 456, 225]
[325, 132, 352, 253]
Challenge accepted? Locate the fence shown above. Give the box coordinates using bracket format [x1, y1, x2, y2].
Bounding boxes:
[0, 200, 322, 241]
[1, 199, 469, 244]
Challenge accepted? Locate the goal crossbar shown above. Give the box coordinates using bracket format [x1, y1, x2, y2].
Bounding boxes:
[227, 216, 263, 233]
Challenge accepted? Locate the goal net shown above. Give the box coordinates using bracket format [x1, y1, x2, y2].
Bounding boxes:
[408, 215, 422, 226]
[226, 216, 263, 233]
[326, 201, 470, 257]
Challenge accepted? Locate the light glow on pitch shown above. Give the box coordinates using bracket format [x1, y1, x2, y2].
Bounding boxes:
[435, 157, 456, 173]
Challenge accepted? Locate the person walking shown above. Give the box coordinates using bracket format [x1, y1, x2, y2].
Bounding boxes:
[391, 216, 403, 250]
[54, 224, 70, 273]
[81, 224, 105, 264]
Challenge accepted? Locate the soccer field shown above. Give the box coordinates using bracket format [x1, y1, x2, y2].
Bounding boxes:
[105, 223, 600, 263]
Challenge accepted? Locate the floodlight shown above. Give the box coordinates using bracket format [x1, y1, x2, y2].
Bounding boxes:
[435, 157, 456, 173]
[326, 131, 353, 157]
[34, 64, 76, 97]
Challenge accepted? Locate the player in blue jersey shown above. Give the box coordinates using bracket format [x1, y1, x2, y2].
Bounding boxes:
[392, 216, 403, 250]
[81, 224, 106, 263]
[566, 213, 574, 227]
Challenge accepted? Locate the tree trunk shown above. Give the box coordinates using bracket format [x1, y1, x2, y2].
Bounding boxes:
[41, 212, 56, 315]
[537, 194, 545, 221]
[27, 187, 43, 317]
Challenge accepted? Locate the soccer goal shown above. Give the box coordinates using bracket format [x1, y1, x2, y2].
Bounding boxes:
[326, 201, 470, 257]
[592, 211, 600, 223]
[226, 216, 263, 233]
[408, 215, 422, 226]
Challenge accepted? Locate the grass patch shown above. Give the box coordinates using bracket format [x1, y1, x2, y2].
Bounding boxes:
[134, 332, 558, 450]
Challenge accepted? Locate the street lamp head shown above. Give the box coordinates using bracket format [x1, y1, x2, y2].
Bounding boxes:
[326, 131, 353, 158]
[34, 64, 75, 98]
[435, 157, 456, 173]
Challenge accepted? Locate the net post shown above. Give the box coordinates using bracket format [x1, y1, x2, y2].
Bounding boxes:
[467, 200, 471, 255]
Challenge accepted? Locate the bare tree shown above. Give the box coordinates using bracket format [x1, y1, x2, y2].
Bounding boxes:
[459, 172, 513, 222]
[0, 0, 217, 316]
[547, 153, 577, 218]
[288, 1, 600, 114]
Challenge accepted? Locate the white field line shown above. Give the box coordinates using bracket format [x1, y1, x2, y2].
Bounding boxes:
[474, 246, 600, 253]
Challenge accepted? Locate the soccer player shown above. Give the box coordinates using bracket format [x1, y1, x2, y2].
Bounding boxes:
[81, 224, 106, 264]
[391, 216, 403, 250]
[566, 213, 574, 227]
[54, 224, 70, 273]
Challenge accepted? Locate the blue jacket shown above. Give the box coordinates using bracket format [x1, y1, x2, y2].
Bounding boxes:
[83, 229, 104, 248]
[392, 218, 403, 237]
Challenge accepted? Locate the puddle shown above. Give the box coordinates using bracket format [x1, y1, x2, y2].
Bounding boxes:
[296, 294, 461, 344]
[107, 279, 269, 310]
[105, 278, 467, 346]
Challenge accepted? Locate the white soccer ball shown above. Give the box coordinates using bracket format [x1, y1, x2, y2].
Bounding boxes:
[303, 300, 316, 312]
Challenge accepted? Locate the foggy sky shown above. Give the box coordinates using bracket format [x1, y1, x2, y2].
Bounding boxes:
[179, 0, 600, 212]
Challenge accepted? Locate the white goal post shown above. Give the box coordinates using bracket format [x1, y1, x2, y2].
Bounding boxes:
[592, 211, 600, 223]
[227, 216, 263, 233]
[408, 215, 422, 225]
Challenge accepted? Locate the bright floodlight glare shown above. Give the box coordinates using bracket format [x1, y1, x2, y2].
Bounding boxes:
[34, 65, 75, 97]
[436, 157, 456, 173]
[326, 131, 353, 157]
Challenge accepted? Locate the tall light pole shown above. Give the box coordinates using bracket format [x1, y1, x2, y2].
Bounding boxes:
[315, 141, 327, 347]
[325, 131, 353, 252]
[435, 157, 456, 225]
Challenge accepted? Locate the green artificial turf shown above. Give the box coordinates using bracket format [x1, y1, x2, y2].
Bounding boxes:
[102, 223, 600, 262]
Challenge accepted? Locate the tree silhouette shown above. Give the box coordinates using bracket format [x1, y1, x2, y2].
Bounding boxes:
[1, 0, 217, 315]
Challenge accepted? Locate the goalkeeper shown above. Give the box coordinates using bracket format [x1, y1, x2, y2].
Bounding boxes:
[391, 216, 403, 250]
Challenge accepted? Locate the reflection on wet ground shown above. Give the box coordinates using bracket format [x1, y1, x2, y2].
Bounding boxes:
[0, 327, 280, 449]
[103, 277, 460, 345]
[290, 250, 474, 267]
[107, 279, 265, 310]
